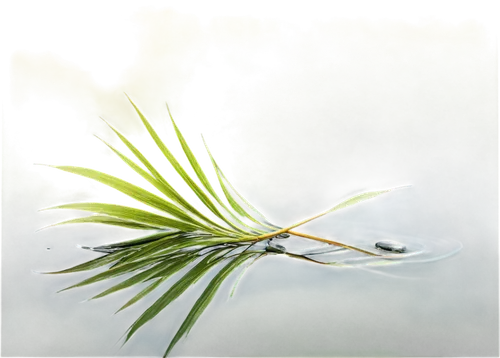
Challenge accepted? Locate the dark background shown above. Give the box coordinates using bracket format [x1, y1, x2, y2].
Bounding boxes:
[2, 1, 498, 357]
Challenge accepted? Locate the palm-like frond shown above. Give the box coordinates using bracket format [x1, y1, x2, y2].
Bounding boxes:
[40, 96, 406, 356]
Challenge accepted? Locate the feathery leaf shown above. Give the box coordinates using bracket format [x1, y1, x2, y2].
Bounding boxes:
[202, 137, 280, 231]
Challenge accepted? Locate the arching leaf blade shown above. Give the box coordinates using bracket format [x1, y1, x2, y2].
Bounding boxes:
[42, 249, 133, 274]
[126, 96, 248, 236]
[164, 252, 255, 357]
[117, 234, 238, 269]
[35, 163, 191, 220]
[38, 200, 199, 231]
[324, 184, 412, 215]
[168, 113, 265, 235]
[39, 215, 165, 231]
[116, 255, 198, 314]
[91, 253, 195, 300]
[59, 255, 166, 292]
[94, 231, 180, 250]
[202, 138, 278, 231]
[99, 119, 224, 230]
[124, 250, 224, 343]
[230, 252, 265, 298]
[99, 118, 180, 199]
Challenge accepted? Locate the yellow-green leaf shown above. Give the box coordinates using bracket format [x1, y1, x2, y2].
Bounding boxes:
[35, 214, 166, 232]
[45, 165, 215, 231]
[99, 119, 226, 232]
[167, 106, 262, 234]
[127, 96, 247, 236]
[325, 184, 411, 215]
[38, 200, 199, 231]
[200, 133, 280, 230]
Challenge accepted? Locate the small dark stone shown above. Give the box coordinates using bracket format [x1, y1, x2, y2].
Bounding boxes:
[266, 240, 287, 253]
[375, 240, 406, 253]
[46, 248, 51, 251]
[277, 233, 290, 239]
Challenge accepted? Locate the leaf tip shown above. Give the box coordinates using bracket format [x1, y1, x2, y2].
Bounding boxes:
[123, 332, 134, 345]
[76, 244, 93, 250]
[123, 92, 131, 100]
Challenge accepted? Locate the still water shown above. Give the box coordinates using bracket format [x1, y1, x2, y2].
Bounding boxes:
[3, 172, 497, 357]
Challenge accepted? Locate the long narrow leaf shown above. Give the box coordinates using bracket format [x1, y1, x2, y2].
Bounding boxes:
[44, 165, 215, 231]
[168, 110, 265, 235]
[164, 252, 256, 357]
[324, 184, 411, 215]
[42, 203, 200, 232]
[126, 96, 247, 236]
[228, 252, 267, 300]
[91, 253, 195, 300]
[43, 249, 133, 274]
[114, 233, 186, 265]
[95, 130, 228, 236]
[285, 186, 410, 231]
[97, 136, 196, 225]
[116, 255, 197, 314]
[39, 215, 165, 230]
[126, 236, 237, 268]
[94, 231, 180, 250]
[124, 249, 224, 342]
[202, 138, 279, 231]
[100, 119, 200, 214]
[59, 255, 167, 292]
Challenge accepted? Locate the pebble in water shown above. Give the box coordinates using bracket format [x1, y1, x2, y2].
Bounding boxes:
[273, 232, 292, 240]
[266, 240, 287, 253]
[375, 240, 407, 253]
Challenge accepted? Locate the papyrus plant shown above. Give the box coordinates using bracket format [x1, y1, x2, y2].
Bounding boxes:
[36, 95, 416, 354]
